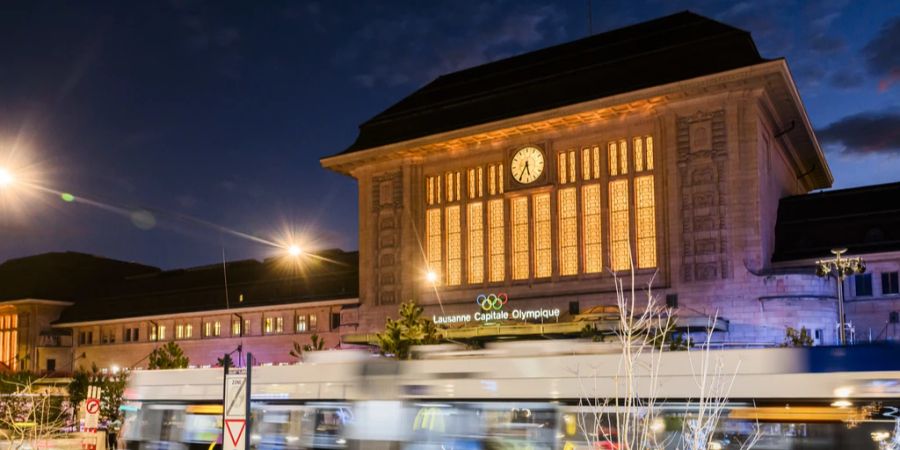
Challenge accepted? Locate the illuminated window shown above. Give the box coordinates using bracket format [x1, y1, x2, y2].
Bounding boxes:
[446, 172, 454, 202]
[635, 179, 656, 269]
[488, 199, 505, 282]
[489, 165, 496, 195]
[0, 314, 18, 370]
[608, 141, 618, 176]
[296, 314, 308, 332]
[511, 197, 530, 280]
[264, 317, 274, 334]
[558, 152, 567, 184]
[157, 325, 166, 341]
[214, 321, 221, 337]
[426, 176, 435, 206]
[232, 319, 242, 336]
[634, 136, 653, 171]
[498, 164, 504, 194]
[244, 319, 250, 335]
[176, 324, 184, 340]
[204, 321, 212, 337]
[185, 324, 193, 338]
[477, 167, 484, 197]
[559, 150, 576, 184]
[569, 150, 576, 183]
[445, 205, 461, 286]
[426, 208, 442, 284]
[583, 184, 602, 273]
[468, 169, 476, 199]
[593, 146, 601, 180]
[436, 174, 442, 204]
[582, 148, 591, 181]
[609, 179, 631, 271]
[533, 193, 551, 278]
[468, 202, 484, 284]
[558, 188, 578, 276]
[309, 314, 318, 331]
[618, 139, 628, 175]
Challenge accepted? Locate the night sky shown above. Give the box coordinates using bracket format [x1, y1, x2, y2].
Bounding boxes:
[0, 0, 898, 269]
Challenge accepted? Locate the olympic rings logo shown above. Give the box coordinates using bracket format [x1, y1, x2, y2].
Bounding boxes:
[476, 293, 508, 311]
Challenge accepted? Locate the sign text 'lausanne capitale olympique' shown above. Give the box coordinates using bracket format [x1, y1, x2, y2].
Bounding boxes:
[432, 293, 561, 325]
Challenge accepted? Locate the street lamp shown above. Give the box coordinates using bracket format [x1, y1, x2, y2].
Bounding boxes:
[425, 270, 438, 284]
[815, 248, 866, 345]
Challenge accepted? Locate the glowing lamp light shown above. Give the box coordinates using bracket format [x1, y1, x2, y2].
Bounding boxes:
[0, 167, 14, 187]
[287, 245, 303, 257]
[111, 365, 120, 374]
[425, 271, 438, 284]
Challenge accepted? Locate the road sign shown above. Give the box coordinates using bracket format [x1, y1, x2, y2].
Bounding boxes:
[84, 385, 102, 429]
[225, 419, 246, 447]
[223, 373, 248, 450]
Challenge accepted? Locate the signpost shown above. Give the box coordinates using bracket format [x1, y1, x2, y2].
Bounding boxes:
[82, 385, 102, 450]
[223, 353, 252, 450]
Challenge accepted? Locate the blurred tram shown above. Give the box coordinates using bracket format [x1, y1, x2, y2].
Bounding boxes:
[122, 342, 900, 450]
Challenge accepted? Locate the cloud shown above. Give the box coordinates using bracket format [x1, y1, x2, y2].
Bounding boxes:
[862, 17, 900, 90]
[818, 110, 900, 155]
[827, 68, 865, 89]
[336, 2, 567, 89]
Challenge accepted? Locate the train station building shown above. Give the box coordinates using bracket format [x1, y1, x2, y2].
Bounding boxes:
[2, 11, 900, 375]
[321, 11, 898, 346]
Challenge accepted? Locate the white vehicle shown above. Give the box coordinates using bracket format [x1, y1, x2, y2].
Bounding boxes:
[122, 342, 900, 450]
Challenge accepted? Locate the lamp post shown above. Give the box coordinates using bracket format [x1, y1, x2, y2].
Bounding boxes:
[815, 248, 865, 345]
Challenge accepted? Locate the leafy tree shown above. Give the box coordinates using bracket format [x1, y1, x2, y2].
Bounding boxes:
[67, 363, 129, 425]
[781, 326, 814, 347]
[290, 333, 325, 360]
[375, 301, 441, 360]
[147, 342, 189, 369]
[216, 354, 235, 368]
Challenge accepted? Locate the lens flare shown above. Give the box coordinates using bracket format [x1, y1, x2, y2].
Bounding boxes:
[288, 245, 303, 256]
[0, 167, 13, 187]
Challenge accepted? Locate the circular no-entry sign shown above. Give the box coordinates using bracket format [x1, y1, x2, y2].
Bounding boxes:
[86, 398, 100, 414]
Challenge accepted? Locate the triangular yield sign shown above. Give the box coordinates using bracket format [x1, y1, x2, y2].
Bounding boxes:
[224, 419, 246, 447]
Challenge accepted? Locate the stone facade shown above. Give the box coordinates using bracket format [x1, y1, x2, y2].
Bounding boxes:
[65, 302, 348, 372]
[323, 61, 840, 344]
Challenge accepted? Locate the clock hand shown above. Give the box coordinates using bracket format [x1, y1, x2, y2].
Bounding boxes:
[519, 164, 528, 179]
[525, 161, 531, 176]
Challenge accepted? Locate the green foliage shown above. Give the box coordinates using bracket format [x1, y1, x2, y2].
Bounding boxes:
[216, 354, 235, 368]
[375, 301, 441, 360]
[290, 333, 326, 360]
[781, 326, 814, 347]
[147, 342, 190, 370]
[67, 363, 129, 428]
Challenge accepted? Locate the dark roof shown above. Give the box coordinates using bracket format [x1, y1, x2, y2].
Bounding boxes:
[335, 11, 766, 156]
[53, 249, 358, 324]
[0, 252, 159, 302]
[773, 182, 900, 262]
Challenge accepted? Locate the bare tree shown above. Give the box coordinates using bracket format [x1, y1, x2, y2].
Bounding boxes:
[576, 268, 759, 449]
[0, 374, 68, 450]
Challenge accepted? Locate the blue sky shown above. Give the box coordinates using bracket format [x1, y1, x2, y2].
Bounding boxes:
[0, 0, 897, 268]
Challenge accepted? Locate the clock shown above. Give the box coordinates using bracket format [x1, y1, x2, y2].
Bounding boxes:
[510, 146, 545, 185]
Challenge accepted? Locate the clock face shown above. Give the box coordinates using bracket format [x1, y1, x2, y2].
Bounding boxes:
[510, 146, 545, 184]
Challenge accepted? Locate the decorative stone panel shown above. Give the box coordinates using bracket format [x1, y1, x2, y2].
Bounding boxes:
[371, 171, 403, 305]
[677, 110, 731, 282]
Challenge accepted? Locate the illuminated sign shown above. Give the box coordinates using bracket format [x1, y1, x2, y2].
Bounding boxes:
[432, 293, 561, 325]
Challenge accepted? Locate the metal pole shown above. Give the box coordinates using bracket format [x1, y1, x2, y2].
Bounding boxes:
[245, 352, 252, 450]
[836, 275, 846, 345]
